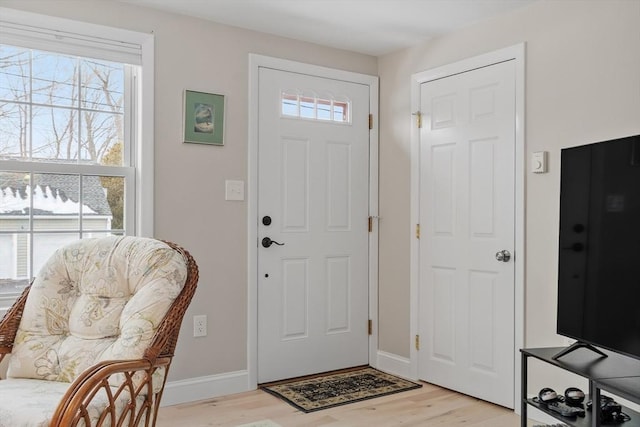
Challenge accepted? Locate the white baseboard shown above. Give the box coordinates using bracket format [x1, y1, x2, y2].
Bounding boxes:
[375, 350, 413, 380]
[161, 353, 413, 408]
[161, 370, 251, 407]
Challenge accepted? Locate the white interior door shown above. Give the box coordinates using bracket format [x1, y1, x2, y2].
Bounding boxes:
[257, 67, 370, 383]
[418, 60, 516, 408]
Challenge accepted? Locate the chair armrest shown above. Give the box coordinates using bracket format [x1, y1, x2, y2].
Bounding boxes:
[0, 285, 30, 349]
[0, 285, 31, 367]
[50, 357, 171, 427]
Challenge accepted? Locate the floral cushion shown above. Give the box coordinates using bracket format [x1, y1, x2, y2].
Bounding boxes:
[6, 236, 187, 383]
[0, 378, 146, 427]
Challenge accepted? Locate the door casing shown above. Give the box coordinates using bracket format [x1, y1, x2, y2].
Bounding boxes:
[248, 54, 379, 388]
[409, 44, 526, 410]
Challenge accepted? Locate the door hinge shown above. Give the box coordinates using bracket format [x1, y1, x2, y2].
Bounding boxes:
[368, 114, 373, 130]
[368, 319, 373, 335]
[412, 111, 422, 129]
[415, 334, 420, 350]
[368, 216, 373, 232]
[416, 224, 420, 239]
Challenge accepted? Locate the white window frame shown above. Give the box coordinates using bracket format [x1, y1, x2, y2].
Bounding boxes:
[0, 8, 154, 310]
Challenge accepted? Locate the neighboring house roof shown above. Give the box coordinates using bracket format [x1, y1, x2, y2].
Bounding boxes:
[0, 173, 112, 216]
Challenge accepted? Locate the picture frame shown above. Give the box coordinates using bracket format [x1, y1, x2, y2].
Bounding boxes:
[183, 90, 225, 145]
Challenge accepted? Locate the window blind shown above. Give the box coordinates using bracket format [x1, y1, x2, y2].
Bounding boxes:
[0, 7, 146, 65]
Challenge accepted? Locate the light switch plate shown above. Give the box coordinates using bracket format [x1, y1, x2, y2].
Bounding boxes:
[532, 151, 548, 173]
[225, 180, 244, 201]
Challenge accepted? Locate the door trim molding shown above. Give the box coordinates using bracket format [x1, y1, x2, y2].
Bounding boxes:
[247, 54, 379, 388]
[409, 43, 526, 410]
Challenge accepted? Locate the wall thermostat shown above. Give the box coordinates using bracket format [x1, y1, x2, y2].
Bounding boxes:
[532, 151, 548, 173]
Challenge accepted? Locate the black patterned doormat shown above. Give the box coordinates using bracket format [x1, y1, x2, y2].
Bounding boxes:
[260, 367, 422, 413]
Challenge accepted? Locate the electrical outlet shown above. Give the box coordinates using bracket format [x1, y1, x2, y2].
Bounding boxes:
[193, 315, 207, 337]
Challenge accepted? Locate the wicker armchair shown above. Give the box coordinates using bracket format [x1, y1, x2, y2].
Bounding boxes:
[0, 237, 198, 426]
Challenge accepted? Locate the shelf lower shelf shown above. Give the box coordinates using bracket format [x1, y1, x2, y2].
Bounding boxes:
[521, 348, 640, 426]
[526, 397, 640, 427]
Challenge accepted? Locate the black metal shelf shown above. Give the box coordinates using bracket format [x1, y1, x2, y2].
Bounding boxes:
[521, 347, 640, 427]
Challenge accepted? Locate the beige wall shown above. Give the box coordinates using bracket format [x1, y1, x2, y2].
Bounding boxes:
[378, 0, 640, 392]
[0, 0, 377, 381]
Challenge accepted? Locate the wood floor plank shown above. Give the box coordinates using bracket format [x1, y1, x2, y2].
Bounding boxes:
[156, 381, 528, 426]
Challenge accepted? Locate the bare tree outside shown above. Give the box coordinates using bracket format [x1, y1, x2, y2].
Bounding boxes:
[1, 45, 124, 164]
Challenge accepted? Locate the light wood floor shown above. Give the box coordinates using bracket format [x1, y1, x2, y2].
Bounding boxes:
[157, 381, 528, 426]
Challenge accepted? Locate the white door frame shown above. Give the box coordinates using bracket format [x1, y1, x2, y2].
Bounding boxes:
[248, 54, 379, 388]
[409, 43, 526, 410]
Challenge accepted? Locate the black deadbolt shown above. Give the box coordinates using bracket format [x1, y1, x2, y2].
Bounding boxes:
[262, 216, 272, 226]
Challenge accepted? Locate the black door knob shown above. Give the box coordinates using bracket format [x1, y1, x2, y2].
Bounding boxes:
[262, 216, 272, 226]
[262, 237, 284, 248]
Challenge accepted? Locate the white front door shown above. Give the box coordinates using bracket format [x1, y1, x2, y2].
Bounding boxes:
[418, 60, 516, 408]
[257, 67, 370, 383]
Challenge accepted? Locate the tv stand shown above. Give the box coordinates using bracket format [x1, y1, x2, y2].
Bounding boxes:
[521, 347, 640, 427]
[552, 341, 608, 360]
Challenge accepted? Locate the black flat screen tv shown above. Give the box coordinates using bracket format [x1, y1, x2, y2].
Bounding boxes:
[555, 134, 640, 361]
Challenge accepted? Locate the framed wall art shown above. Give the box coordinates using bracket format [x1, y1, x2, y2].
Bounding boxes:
[183, 90, 225, 145]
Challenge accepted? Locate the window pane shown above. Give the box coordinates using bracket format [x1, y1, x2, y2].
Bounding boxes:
[300, 95, 315, 119]
[333, 104, 345, 122]
[0, 102, 29, 159]
[333, 101, 349, 123]
[0, 171, 31, 231]
[81, 112, 123, 164]
[317, 99, 332, 121]
[81, 59, 124, 114]
[0, 233, 30, 298]
[1, 49, 125, 163]
[33, 232, 80, 277]
[32, 51, 77, 107]
[32, 173, 80, 230]
[0, 45, 30, 103]
[0, 272, 29, 298]
[88, 175, 122, 231]
[32, 106, 79, 161]
[282, 92, 298, 117]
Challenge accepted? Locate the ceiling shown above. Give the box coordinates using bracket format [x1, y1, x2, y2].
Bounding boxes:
[118, 0, 536, 56]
